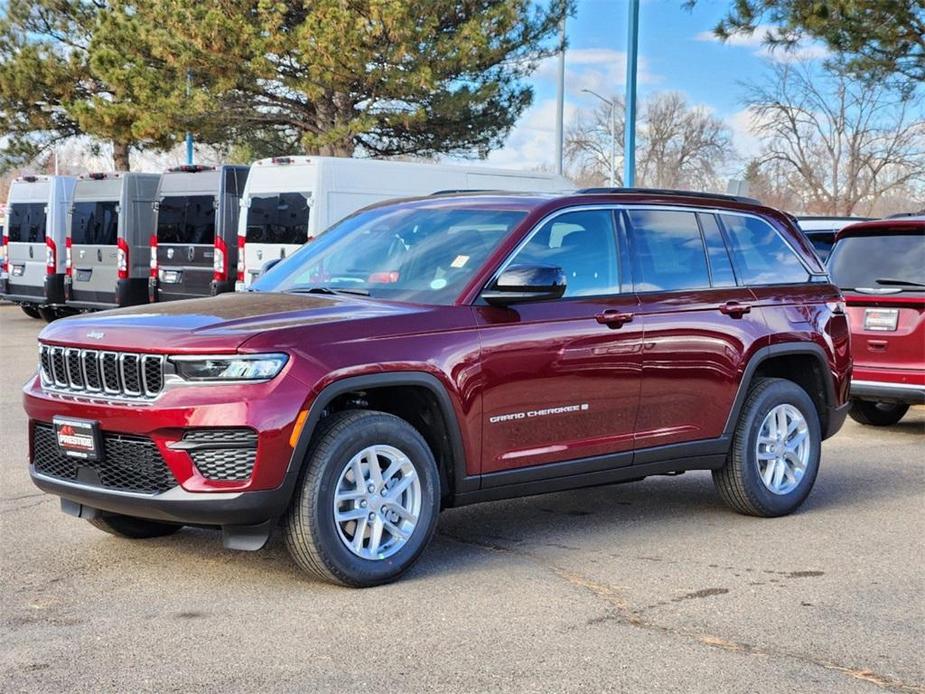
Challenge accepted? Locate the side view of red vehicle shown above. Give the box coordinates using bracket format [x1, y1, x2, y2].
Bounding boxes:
[827, 216, 925, 425]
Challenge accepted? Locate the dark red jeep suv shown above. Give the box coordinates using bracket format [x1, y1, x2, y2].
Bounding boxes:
[23, 189, 851, 586]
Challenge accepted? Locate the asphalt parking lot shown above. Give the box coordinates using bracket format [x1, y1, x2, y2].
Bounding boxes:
[1, 302, 923, 693]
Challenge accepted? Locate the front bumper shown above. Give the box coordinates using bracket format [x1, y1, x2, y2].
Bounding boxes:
[851, 380, 925, 405]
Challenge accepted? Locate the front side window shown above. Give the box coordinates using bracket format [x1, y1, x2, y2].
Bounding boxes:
[506, 209, 621, 297]
[252, 205, 526, 305]
[828, 233, 925, 290]
[7, 203, 47, 243]
[245, 192, 311, 245]
[70, 201, 119, 245]
[721, 215, 810, 285]
[156, 195, 216, 244]
[627, 209, 710, 291]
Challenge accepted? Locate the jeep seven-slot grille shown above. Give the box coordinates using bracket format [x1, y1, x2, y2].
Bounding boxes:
[38, 345, 165, 400]
[32, 424, 176, 494]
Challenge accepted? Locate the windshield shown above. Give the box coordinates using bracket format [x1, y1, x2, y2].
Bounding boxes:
[252, 205, 527, 304]
[828, 233, 925, 289]
[8, 203, 47, 243]
[71, 201, 119, 245]
[245, 192, 310, 244]
[156, 195, 216, 244]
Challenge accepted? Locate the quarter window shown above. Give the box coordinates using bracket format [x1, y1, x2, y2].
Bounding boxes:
[508, 209, 621, 297]
[720, 215, 809, 285]
[627, 209, 710, 291]
[698, 213, 737, 287]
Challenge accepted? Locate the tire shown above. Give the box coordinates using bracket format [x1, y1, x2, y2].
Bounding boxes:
[284, 410, 441, 587]
[848, 400, 909, 427]
[713, 377, 822, 517]
[87, 514, 183, 539]
[20, 305, 41, 319]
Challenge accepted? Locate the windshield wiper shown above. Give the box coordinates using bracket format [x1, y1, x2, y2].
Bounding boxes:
[875, 278, 925, 288]
[288, 286, 370, 297]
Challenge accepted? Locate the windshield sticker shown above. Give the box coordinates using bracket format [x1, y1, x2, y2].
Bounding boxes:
[450, 255, 470, 268]
[430, 278, 448, 290]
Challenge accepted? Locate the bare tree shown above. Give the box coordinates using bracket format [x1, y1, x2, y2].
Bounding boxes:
[565, 92, 734, 190]
[746, 62, 925, 215]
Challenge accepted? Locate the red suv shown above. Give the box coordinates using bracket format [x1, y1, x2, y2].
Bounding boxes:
[23, 189, 851, 586]
[827, 216, 925, 425]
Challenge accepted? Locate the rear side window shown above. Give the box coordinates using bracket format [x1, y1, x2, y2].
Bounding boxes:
[70, 201, 119, 245]
[720, 215, 810, 285]
[698, 213, 737, 287]
[510, 209, 621, 297]
[245, 193, 310, 244]
[627, 209, 710, 292]
[7, 203, 47, 243]
[828, 233, 925, 289]
[156, 195, 216, 244]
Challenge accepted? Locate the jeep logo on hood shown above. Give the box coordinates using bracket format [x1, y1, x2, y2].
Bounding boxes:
[85, 330, 105, 340]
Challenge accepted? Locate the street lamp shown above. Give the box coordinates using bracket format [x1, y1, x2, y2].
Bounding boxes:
[581, 88, 617, 187]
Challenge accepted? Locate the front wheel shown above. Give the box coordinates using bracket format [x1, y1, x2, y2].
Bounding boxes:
[21, 305, 41, 319]
[713, 377, 821, 517]
[848, 400, 909, 427]
[284, 410, 441, 587]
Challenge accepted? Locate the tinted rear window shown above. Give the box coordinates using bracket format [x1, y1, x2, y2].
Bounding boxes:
[8, 203, 47, 243]
[828, 233, 925, 289]
[156, 195, 215, 244]
[71, 201, 119, 245]
[720, 215, 810, 285]
[245, 193, 310, 244]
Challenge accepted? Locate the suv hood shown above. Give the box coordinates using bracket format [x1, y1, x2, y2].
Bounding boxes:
[39, 292, 429, 353]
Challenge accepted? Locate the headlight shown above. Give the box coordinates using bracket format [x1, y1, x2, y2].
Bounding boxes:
[170, 353, 289, 381]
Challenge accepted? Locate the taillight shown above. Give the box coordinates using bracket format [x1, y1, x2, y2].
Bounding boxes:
[3, 233, 10, 274]
[117, 237, 129, 280]
[213, 235, 227, 282]
[149, 234, 158, 278]
[65, 237, 72, 277]
[236, 234, 245, 283]
[45, 237, 56, 275]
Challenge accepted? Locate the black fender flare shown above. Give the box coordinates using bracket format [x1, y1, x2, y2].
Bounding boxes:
[283, 371, 476, 501]
[722, 343, 838, 438]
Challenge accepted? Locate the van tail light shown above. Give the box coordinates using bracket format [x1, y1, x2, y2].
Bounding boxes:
[117, 237, 129, 280]
[149, 234, 158, 278]
[236, 234, 246, 283]
[65, 237, 72, 277]
[1, 234, 8, 274]
[213, 235, 227, 282]
[45, 237, 57, 275]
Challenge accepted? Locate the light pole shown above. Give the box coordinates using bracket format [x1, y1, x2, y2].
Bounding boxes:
[554, 17, 566, 176]
[624, 0, 640, 187]
[582, 89, 616, 187]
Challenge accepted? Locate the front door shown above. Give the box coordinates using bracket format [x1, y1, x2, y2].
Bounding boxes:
[475, 208, 643, 474]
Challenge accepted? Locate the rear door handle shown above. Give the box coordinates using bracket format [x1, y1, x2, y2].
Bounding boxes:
[595, 310, 634, 328]
[719, 301, 752, 318]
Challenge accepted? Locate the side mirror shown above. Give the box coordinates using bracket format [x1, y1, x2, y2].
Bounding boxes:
[482, 264, 567, 306]
[260, 257, 283, 277]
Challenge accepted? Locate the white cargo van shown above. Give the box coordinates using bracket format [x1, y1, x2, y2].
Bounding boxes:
[1, 175, 77, 320]
[235, 156, 572, 288]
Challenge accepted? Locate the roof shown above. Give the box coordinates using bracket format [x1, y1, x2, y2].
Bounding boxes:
[797, 217, 870, 232]
[836, 217, 925, 241]
[575, 187, 760, 205]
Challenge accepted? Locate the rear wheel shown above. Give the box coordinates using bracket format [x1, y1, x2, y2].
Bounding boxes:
[848, 400, 909, 427]
[713, 378, 822, 517]
[87, 514, 183, 539]
[20, 305, 41, 319]
[284, 410, 441, 587]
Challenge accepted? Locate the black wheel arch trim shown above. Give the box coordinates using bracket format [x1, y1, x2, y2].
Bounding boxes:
[285, 371, 477, 501]
[723, 343, 840, 439]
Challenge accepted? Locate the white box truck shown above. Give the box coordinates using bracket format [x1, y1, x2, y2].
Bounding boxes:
[235, 156, 572, 288]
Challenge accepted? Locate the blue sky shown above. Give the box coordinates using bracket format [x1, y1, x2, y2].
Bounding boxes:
[483, 0, 833, 172]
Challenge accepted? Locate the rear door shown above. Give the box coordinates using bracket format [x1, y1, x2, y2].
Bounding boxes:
[243, 192, 311, 286]
[828, 230, 925, 387]
[70, 200, 119, 300]
[627, 208, 768, 450]
[156, 194, 216, 298]
[7, 201, 48, 294]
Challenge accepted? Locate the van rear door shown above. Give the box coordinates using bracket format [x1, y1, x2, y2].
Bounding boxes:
[242, 192, 310, 286]
[69, 200, 119, 305]
[7, 202, 48, 298]
[156, 194, 216, 300]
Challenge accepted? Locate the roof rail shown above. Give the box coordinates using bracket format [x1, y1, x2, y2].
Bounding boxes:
[885, 210, 925, 219]
[575, 187, 761, 205]
[429, 189, 504, 196]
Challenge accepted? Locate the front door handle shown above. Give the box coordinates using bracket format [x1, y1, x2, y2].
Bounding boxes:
[595, 310, 634, 328]
[719, 301, 752, 318]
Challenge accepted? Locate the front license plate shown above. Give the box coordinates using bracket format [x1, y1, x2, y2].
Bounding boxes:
[53, 417, 102, 461]
[11, 264, 24, 277]
[864, 308, 898, 331]
[161, 270, 181, 284]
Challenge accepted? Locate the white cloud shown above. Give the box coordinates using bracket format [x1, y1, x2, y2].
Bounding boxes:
[726, 108, 767, 160]
[695, 25, 830, 63]
[534, 48, 659, 98]
[481, 97, 579, 171]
